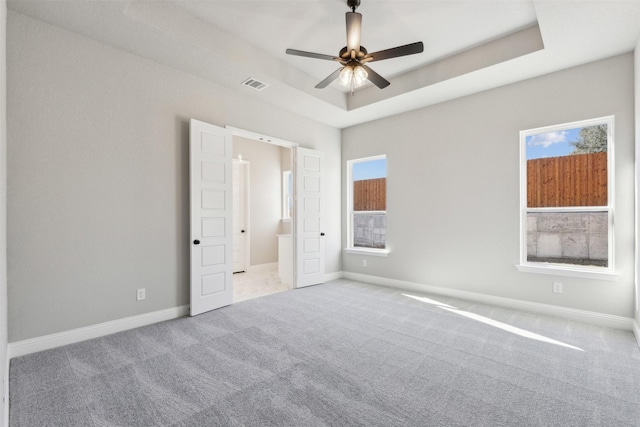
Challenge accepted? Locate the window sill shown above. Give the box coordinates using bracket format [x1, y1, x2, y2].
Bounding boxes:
[344, 248, 389, 257]
[516, 263, 618, 281]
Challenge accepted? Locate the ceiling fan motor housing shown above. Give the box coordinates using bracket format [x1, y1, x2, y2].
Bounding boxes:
[339, 46, 367, 60]
[347, 0, 361, 12]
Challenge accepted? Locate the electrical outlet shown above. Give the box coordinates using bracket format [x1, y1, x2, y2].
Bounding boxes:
[553, 282, 563, 294]
[137, 288, 146, 301]
[362, 259, 367, 267]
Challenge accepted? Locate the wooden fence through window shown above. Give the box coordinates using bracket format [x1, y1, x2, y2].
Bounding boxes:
[527, 152, 607, 207]
[354, 178, 386, 211]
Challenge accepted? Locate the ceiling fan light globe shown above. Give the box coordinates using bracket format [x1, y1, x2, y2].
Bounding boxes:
[339, 66, 354, 86]
[353, 65, 368, 87]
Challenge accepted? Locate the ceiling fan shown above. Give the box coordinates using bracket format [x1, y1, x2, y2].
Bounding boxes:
[286, 0, 424, 94]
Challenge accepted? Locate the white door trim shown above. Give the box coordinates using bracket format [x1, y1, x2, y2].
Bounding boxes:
[226, 126, 299, 149]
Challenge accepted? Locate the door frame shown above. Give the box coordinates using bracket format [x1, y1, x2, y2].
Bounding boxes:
[226, 126, 299, 287]
[232, 158, 250, 273]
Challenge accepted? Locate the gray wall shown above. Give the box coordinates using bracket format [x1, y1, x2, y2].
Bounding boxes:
[0, 2, 7, 423]
[7, 11, 341, 342]
[232, 137, 283, 266]
[342, 53, 635, 318]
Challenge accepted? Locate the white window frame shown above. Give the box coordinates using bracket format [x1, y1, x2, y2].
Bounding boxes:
[282, 170, 292, 222]
[345, 155, 389, 257]
[516, 116, 617, 280]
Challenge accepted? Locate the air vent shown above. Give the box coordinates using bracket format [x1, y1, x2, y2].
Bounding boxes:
[241, 78, 269, 91]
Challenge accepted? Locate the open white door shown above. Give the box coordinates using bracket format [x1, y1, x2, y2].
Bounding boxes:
[295, 147, 325, 288]
[190, 119, 233, 316]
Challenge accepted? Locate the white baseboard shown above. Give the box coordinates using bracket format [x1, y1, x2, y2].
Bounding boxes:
[246, 262, 278, 273]
[7, 272, 635, 358]
[5, 270, 342, 360]
[341, 272, 634, 331]
[8, 305, 189, 359]
[324, 271, 343, 282]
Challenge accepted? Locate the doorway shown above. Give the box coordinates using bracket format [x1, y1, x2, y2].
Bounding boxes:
[230, 133, 294, 302]
[189, 120, 326, 316]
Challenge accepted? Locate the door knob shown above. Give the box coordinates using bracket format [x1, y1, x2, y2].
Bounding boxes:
[320, 232, 325, 236]
[241, 230, 245, 233]
[193, 239, 200, 245]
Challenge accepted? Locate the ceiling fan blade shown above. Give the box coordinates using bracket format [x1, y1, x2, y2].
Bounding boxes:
[286, 49, 339, 61]
[362, 65, 390, 89]
[315, 68, 343, 89]
[365, 41, 424, 62]
[345, 12, 362, 54]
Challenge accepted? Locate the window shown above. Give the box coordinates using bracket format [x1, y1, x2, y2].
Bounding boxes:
[518, 116, 615, 279]
[282, 170, 292, 221]
[346, 155, 388, 255]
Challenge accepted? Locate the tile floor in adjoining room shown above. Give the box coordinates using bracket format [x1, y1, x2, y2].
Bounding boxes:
[233, 263, 291, 303]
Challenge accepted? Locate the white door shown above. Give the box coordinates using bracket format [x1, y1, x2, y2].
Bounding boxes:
[295, 147, 325, 288]
[190, 119, 233, 316]
[232, 159, 248, 273]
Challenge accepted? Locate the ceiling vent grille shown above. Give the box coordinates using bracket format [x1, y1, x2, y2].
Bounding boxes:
[242, 78, 269, 91]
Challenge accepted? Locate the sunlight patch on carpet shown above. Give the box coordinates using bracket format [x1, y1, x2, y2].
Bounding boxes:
[402, 293, 584, 351]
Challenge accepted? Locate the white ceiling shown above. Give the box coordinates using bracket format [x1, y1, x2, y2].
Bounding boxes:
[7, 0, 640, 129]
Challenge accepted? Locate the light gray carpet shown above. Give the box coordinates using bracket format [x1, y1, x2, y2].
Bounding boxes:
[9, 279, 640, 426]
